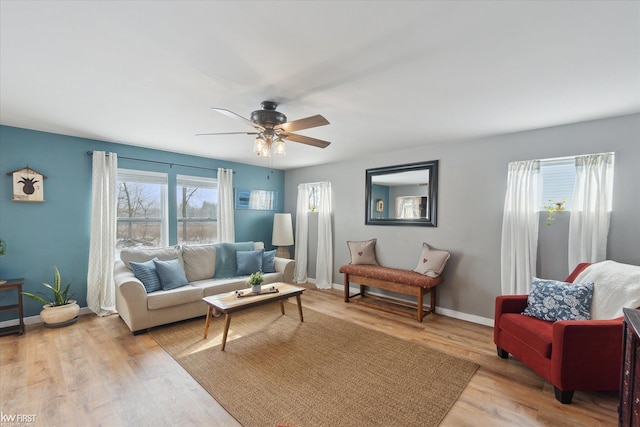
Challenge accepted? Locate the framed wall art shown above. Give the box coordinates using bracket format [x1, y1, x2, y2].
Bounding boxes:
[235, 189, 277, 210]
[6, 166, 47, 202]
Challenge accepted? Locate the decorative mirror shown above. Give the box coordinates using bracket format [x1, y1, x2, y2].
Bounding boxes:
[365, 160, 438, 226]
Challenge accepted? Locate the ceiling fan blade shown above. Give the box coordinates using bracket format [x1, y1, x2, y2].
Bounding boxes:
[275, 115, 329, 133]
[283, 133, 331, 148]
[211, 108, 265, 131]
[196, 131, 259, 136]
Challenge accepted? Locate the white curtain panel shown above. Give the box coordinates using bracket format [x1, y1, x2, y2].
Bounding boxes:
[568, 153, 614, 272]
[217, 168, 235, 243]
[315, 182, 333, 289]
[87, 151, 118, 316]
[500, 160, 540, 295]
[293, 184, 310, 283]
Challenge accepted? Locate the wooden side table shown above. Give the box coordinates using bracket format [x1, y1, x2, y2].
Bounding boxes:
[0, 278, 25, 336]
[620, 308, 640, 427]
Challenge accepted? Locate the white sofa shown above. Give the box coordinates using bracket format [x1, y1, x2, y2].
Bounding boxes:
[114, 242, 295, 334]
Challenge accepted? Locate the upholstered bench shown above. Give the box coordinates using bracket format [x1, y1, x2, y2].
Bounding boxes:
[339, 264, 443, 322]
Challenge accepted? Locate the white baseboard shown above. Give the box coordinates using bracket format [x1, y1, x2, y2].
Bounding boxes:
[330, 281, 494, 327]
[0, 307, 93, 328]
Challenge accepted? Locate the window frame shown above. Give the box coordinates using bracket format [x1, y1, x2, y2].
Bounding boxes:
[116, 168, 169, 251]
[176, 174, 218, 245]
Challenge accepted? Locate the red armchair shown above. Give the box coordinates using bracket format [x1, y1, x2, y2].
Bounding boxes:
[494, 263, 624, 404]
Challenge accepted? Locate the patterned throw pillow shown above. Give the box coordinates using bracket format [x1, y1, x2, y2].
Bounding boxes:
[413, 243, 450, 277]
[522, 278, 594, 321]
[130, 258, 162, 293]
[347, 239, 379, 265]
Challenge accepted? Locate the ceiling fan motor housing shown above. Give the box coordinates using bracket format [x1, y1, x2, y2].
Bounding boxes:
[251, 101, 287, 127]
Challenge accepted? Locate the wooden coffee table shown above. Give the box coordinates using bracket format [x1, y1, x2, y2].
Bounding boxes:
[202, 282, 305, 351]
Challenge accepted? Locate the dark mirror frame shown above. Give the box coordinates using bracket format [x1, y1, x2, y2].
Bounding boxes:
[365, 160, 438, 227]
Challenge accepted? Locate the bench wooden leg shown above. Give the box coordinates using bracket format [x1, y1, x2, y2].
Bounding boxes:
[430, 287, 436, 313]
[344, 274, 350, 302]
[417, 288, 424, 322]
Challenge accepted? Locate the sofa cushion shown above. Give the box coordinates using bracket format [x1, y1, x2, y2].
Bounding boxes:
[130, 258, 162, 293]
[236, 249, 264, 276]
[522, 278, 594, 321]
[347, 239, 379, 265]
[262, 249, 277, 273]
[413, 242, 450, 277]
[147, 285, 204, 310]
[499, 313, 553, 358]
[120, 245, 182, 270]
[154, 258, 189, 290]
[213, 242, 255, 278]
[182, 244, 216, 282]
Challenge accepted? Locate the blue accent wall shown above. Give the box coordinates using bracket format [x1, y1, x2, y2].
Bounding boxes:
[0, 125, 284, 319]
[371, 184, 389, 218]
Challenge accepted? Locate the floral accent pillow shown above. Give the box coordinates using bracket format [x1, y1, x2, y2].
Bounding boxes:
[347, 239, 379, 265]
[522, 278, 594, 321]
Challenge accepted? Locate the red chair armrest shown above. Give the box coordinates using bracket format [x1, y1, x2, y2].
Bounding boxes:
[495, 295, 528, 318]
[494, 295, 529, 344]
[551, 318, 623, 390]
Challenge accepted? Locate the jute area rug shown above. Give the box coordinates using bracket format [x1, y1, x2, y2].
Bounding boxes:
[149, 303, 478, 427]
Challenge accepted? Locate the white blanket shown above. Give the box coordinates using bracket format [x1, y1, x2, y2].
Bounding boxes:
[574, 260, 640, 320]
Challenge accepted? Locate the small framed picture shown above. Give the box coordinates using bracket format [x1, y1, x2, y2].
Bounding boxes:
[375, 199, 384, 212]
[7, 166, 47, 202]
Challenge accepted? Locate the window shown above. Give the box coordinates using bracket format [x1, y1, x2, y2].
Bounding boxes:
[308, 184, 320, 212]
[177, 175, 218, 244]
[116, 169, 168, 251]
[539, 153, 615, 212]
[539, 158, 575, 210]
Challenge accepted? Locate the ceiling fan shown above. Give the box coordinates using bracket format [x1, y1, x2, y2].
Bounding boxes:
[197, 101, 331, 157]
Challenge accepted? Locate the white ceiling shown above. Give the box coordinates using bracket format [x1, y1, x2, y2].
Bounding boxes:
[1, 1, 638, 170]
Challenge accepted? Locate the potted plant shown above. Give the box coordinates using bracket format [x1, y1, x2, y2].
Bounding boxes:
[22, 266, 80, 327]
[543, 198, 567, 226]
[248, 271, 264, 293]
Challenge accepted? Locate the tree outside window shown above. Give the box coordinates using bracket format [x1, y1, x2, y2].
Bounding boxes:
[116, 169, 168, 251]
[177, 175, 217, 244]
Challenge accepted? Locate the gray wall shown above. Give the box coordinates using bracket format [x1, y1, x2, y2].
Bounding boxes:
[285, 113, 640, 322]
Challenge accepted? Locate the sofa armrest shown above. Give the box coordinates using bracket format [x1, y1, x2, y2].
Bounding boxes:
[274, 257, 295, 283]
[551, 318, 624, 391]
[114, 260, 149, 330]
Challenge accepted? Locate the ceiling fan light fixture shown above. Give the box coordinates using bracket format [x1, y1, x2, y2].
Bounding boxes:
[259, 142, 271, 158]
[273, 139, 286, 156]
[253, 136, 266, 154]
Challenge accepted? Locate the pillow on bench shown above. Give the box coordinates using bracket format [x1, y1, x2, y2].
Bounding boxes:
[413, 243, 450, 278]
[347, 239, 379, 265]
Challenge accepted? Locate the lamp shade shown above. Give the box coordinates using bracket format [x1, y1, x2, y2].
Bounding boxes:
[272, 213, 294, 246]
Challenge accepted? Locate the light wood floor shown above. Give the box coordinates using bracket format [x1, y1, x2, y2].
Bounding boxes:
[1, 285, 617, 426]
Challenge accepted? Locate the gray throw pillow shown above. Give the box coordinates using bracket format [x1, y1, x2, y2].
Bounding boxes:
[413, 243, 450, 277]
[154, 258, 189, 290]
[347, 239, 379, 265]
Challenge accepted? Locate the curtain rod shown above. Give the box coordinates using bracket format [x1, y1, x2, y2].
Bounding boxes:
[86, 151, 232, 173]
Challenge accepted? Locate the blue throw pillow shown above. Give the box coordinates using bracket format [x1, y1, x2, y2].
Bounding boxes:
[130, 258, 162, 293]
[262, 249, 276, 273]
[214, 242, 255, 278]
[153, 258, 189, 290]
[522, 278, 594, 321]
[236, 249, 264, 276]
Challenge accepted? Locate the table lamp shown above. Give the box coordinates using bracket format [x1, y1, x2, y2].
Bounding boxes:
[272, 213, 294, 259]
